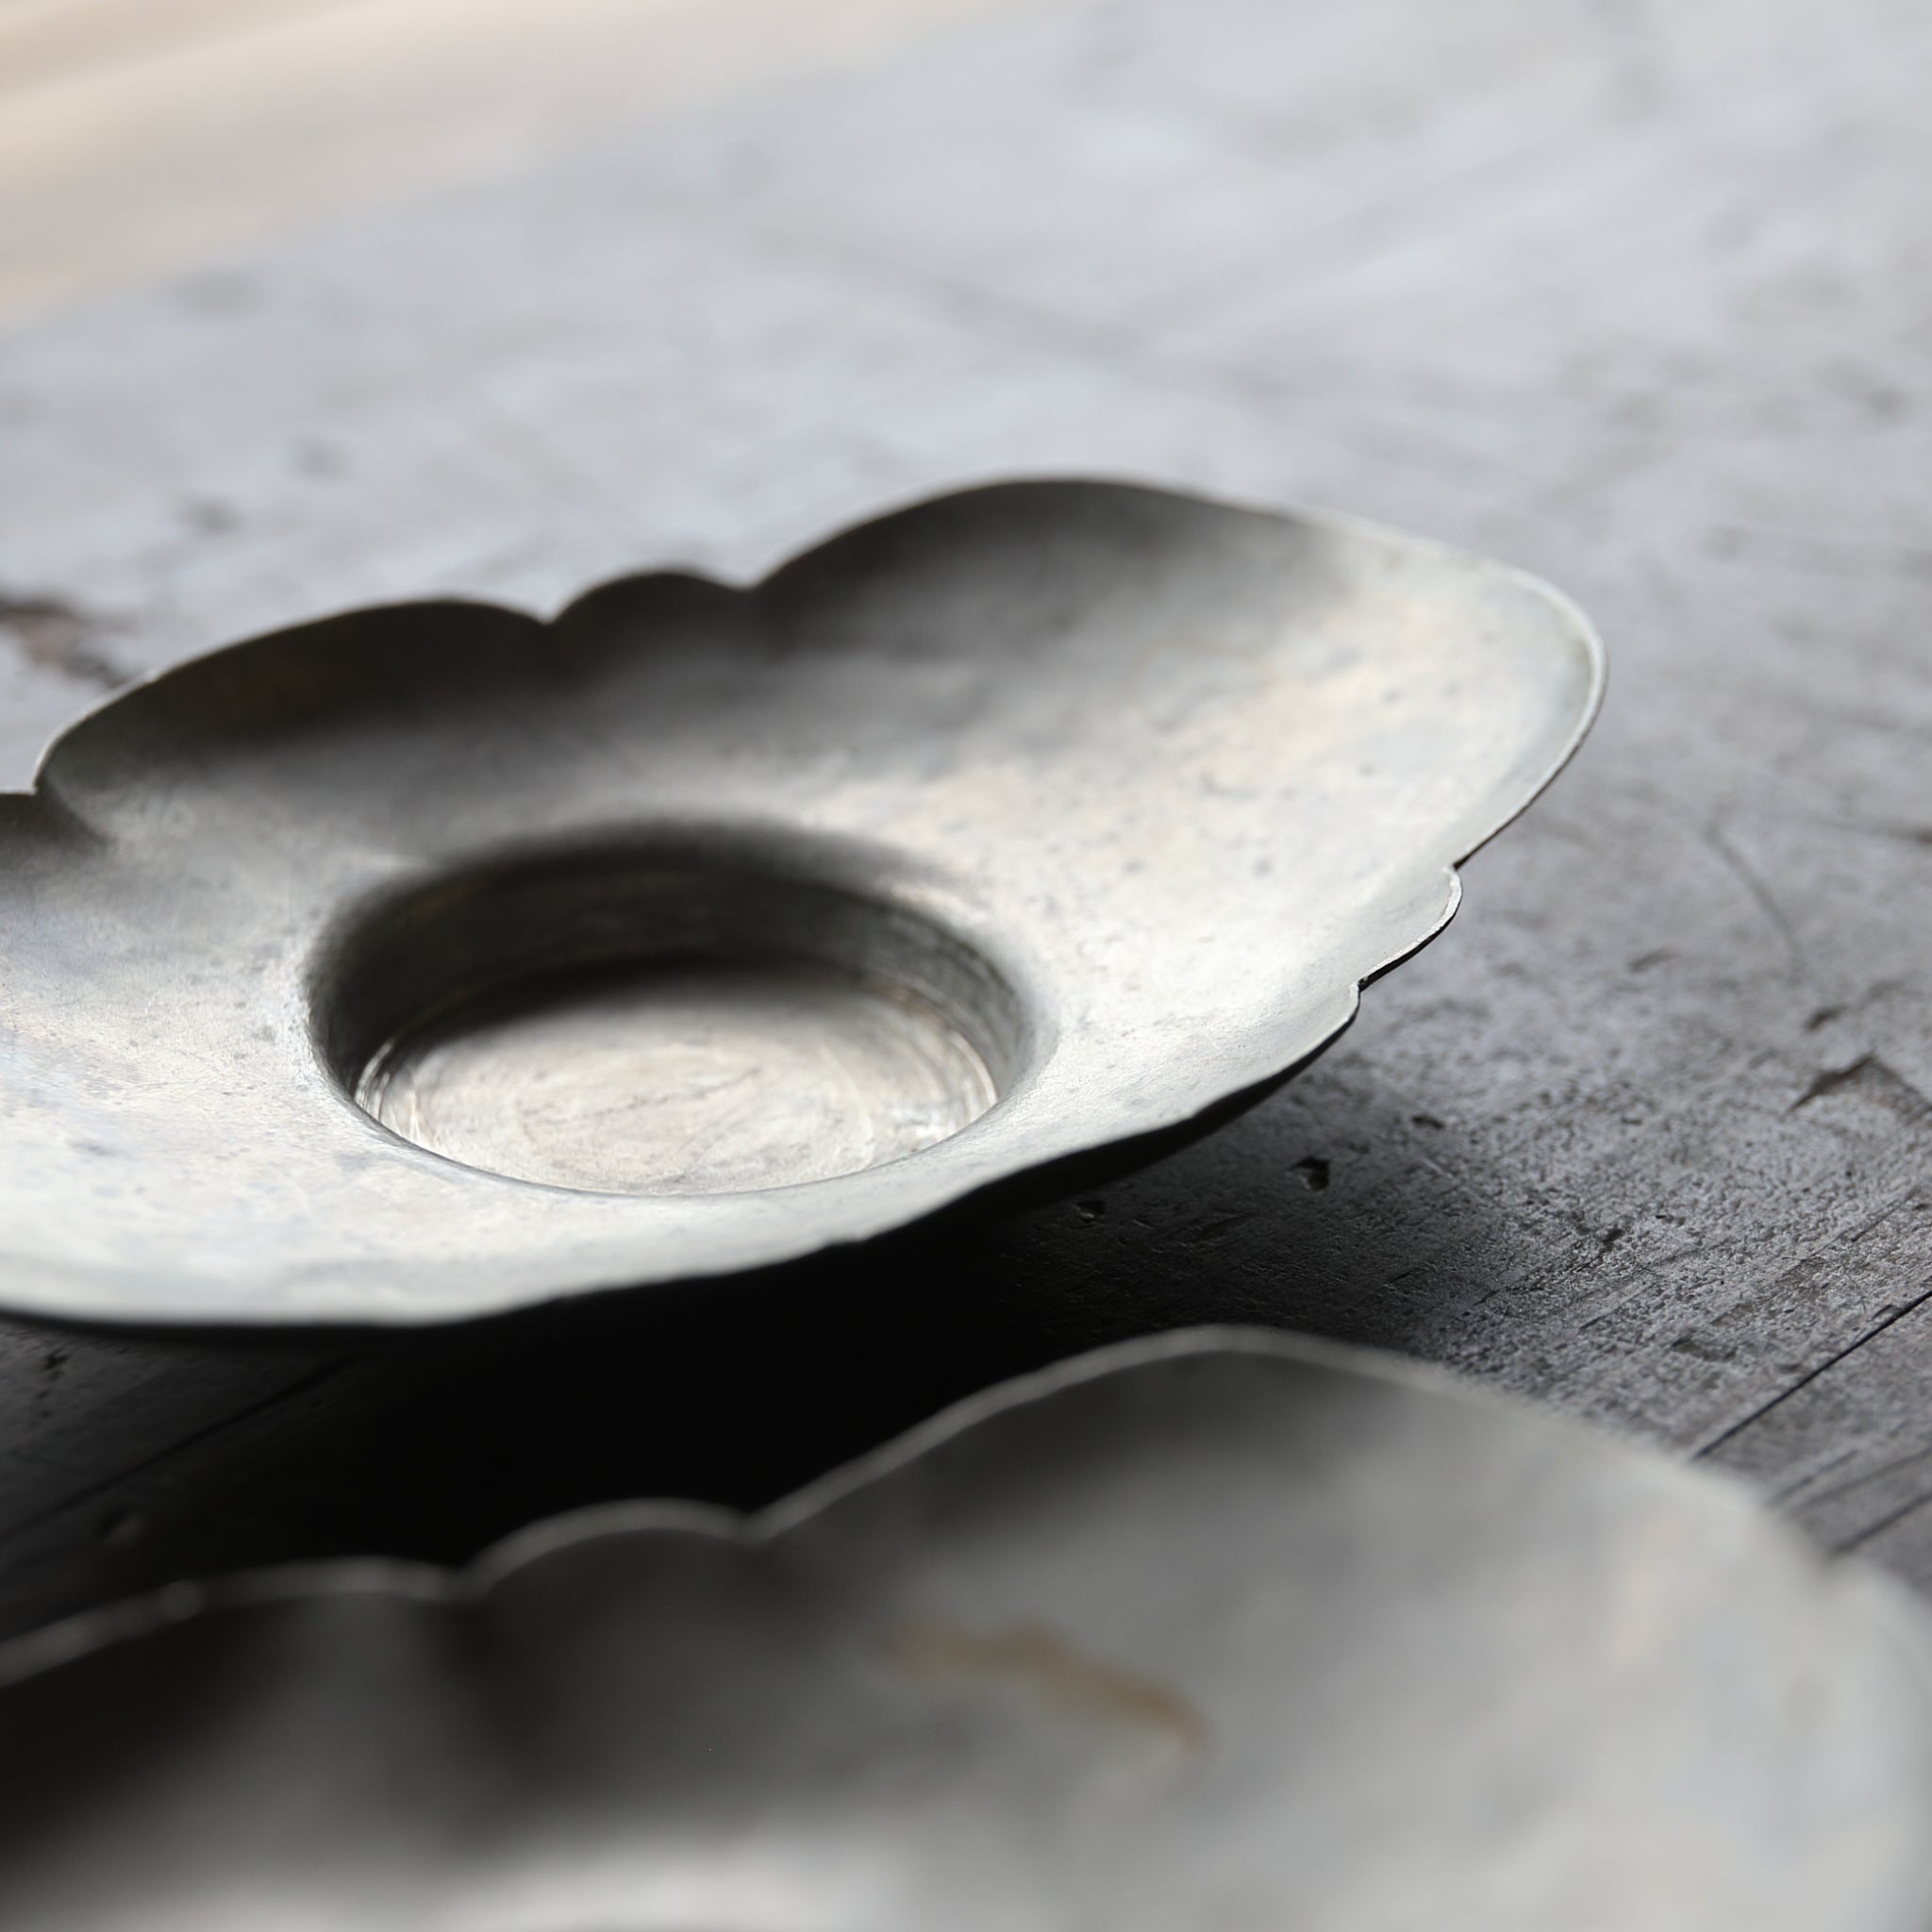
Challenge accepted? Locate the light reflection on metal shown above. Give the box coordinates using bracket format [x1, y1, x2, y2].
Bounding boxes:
[0, 479, 1601, 1324]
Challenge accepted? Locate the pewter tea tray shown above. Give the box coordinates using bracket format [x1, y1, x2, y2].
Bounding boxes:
[0, 481, 1601, 1323]
[0, 1331, 1923, 1930]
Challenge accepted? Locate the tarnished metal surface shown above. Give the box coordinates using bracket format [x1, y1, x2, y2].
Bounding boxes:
[0, 1329, 1924, 1930]
[0, 479, 1599, 1324]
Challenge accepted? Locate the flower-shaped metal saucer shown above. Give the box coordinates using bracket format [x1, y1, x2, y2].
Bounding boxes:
[0, 480, 1601, 1323]
[0, 1329, 1925, 1930]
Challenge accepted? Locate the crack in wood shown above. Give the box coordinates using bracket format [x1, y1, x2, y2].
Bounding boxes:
[1791, 1055, 1932, 1120]
[1695, 1208, 1932, 1459]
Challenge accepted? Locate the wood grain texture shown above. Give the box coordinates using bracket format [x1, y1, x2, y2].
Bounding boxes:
[0, 0, 1928, 1636]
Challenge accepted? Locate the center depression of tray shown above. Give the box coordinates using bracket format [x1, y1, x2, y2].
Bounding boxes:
[357, 956, 999, 1194]
[321, 837, 1023, 1197]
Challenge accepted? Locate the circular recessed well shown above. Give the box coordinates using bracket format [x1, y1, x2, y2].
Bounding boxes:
[315, 840, 1025, 1196]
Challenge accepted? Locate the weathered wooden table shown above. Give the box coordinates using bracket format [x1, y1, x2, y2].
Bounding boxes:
[0, 0, 1927, 1640]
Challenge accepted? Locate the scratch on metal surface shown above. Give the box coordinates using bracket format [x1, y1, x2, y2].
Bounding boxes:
[888, 1617, 1208, 1752]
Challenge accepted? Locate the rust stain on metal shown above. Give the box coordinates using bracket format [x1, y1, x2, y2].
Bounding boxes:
[888, 1617, 1208, 1752]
